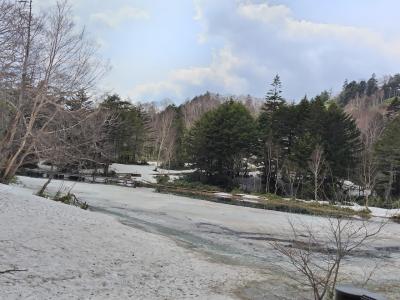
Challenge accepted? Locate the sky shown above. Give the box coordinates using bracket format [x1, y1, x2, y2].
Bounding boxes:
[36, 0, 400, 103]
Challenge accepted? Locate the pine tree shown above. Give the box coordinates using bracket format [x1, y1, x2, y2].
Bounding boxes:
[323, 104, 361, 180]
[100, 94, 150, 163]
[366, 73, 378, 96]
[375, 116, 400, 201]
[257, 75, 287, 193]
[262, 74, 285, 114]
[187, 100, 257, 188]
[66, 90, 93, 111]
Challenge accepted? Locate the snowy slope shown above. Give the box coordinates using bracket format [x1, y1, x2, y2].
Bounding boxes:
[0, 183, 257, 300]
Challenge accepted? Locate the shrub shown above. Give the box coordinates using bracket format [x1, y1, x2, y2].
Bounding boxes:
[391, 214, 400, 223]
[170, 179, 221, 191]
[36, 190, 50, 198]
[231, 188, 244, 194]
[54, 192, 89, 210]
[359, 207, 371, 215]
[9, 176, 20, 185]
[80, 202, 89, 210]
[156, 174, 170, 185]
[55, 193, 73, 204]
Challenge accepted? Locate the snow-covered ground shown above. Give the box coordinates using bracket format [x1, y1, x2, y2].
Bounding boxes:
[0, 183, 260, 300]
[110, 163, 159, 183]
[348, 202, 400, 218]
[110, 164, 400, 218]
[6, 176, 400, 299]
[36, 161, 194, 184]
[110, 162, 195, 183]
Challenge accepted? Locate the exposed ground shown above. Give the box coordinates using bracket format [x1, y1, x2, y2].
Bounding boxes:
[2, 176, 400, 299]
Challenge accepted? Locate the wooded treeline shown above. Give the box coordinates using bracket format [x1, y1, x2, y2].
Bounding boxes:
[147, 75, 400, 206]
[2, 0, 400, 206]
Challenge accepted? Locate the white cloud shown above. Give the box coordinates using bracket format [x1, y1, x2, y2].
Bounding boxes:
[91, 6, 149, 28]
[130, 47, 248, 100]
[238, 2, 291, 24]
[237, 2, 400, 58]
[130, 1, 400, 102]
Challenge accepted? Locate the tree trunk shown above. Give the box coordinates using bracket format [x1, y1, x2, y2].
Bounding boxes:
[314, 173, 318, 201]
[38, 175, 52, 196]
[385, 164, 394, 202]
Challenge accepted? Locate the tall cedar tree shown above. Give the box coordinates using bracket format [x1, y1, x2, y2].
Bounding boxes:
[187, 100, 257, 188]
[374, 116, 400, 201]
[263, 74, 285, 114]
[323, 103, 361, 180]
[258, 75, 286, 193]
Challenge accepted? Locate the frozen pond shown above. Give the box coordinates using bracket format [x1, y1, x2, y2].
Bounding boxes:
[15, 176, 400, 299]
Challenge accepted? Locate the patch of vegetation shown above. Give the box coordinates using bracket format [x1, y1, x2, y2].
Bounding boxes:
[155, 174, 170, 185]
[168, 179, 222, 192]
[358, 207, 371, 215]
[9, 176, 20, 185]
[54, 193, 89, 210]
[231, 188, 245, 194]
[154, 179, 222, 194]
[155, 185, 370, 219]
[258, 198, 370, 218]
[36, 188, 89, 210]
[390, 214, 400, 223]
[384, 96, 398, 105]
[253, 192, 285, 201]
[365, 197, 400, 209]
[36, 190, 51, 198]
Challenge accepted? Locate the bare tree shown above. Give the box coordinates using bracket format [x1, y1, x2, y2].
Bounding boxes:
[272, 217, 385, 300]
[280, 160, 299, 199]
[358, 111, 384, 207]
[153, 107, 176, 169]
[0, 0, 106, 183]
[36, 103, 116, 194]
[263, 137, 274, 194]
[181, 92, 221, 128]
[308, 145, 326, 201]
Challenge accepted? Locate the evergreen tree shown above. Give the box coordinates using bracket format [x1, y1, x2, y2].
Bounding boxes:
[314, 91, 330, 103]
[258, 75, 287, 193]
[366, 73, 378, 96]
[101, 94, 150, 163]
[257, 92, 361, 199]
[383, 74, 400, 99]
[358, 80, 367, 96]
[66, 90, 93, 111]
[262, 74, 285, 114]
[338, 80, 359, 106]
[187, 100, 257, 188]
[375, 116, 400, 201]
[323, 104, 361, 180]
[386, 97, 400, 119]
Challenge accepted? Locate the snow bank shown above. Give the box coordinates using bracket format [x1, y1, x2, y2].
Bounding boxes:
[109, 163, 195, 184]
[0, 184, 255, 300]
[349, 203, 400, 218]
